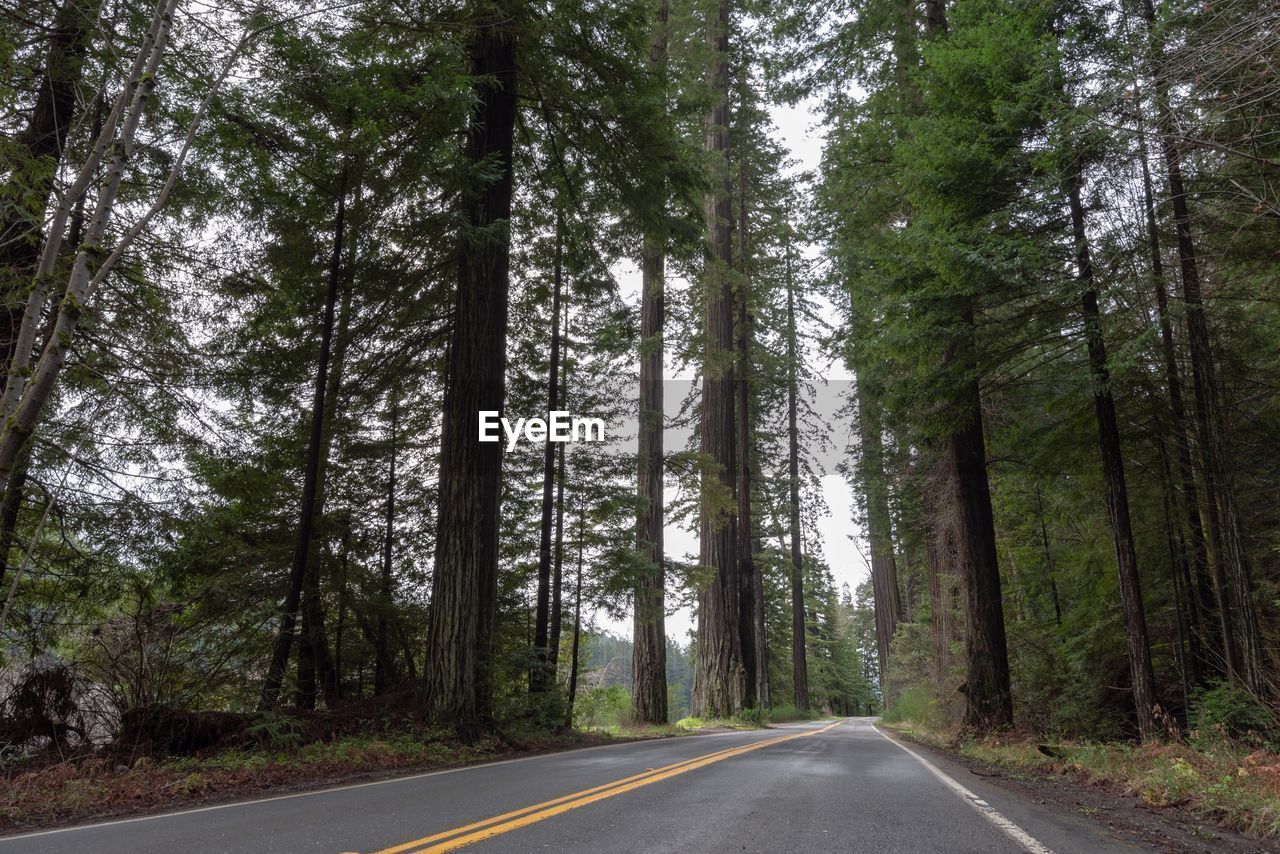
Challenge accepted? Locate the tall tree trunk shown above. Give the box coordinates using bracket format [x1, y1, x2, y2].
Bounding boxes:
[1135, 95, 1212, 680]
[550, 439, 566, 676]
[1066, 168, 1157, 740]
[633, 2, 669, 721]
[856, 375, 902, 691]
[920, 0, 1008, 734]
[423, 15, 518, 731]
[305, 174, 363, 710]
[784, 247, 809, 711]
[735, 159, 761, 709]
[334, 512, 351, 700]
[1138, 0, 1261, 692]
[565, 505, 585, 729]
[375, 401, 398, 695]
[692, 0, 745, 719]
[946, 368, 1012, 733]
[261, 160, 351, 709]
[532, 210, 565, 693]
[549, 292, 569, 679]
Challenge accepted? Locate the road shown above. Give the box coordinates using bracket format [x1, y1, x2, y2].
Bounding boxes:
[1, 718, 1145, 853]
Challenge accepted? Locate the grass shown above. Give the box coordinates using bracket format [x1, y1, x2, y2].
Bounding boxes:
[882, 720, 1280, 840]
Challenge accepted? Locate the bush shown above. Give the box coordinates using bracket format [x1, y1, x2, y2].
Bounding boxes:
[881, 685, 940, 727]
[1190, 680, 1278, 748]
[574, 685, 630, 731]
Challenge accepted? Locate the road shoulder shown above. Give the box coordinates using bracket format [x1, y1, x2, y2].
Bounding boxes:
[877, 723, 1274, 853]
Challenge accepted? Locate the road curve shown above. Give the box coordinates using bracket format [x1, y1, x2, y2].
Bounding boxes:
[0, 718, 1144, 853]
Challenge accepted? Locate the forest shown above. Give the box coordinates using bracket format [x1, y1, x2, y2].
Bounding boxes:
[0, 0, 1278, 839]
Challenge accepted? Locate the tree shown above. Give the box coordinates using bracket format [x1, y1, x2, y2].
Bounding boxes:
[423, 8, 519, 730]
[692, 0, 747, 718]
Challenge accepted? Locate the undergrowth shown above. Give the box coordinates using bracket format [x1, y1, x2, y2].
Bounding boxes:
[883, 719, 1280, 840]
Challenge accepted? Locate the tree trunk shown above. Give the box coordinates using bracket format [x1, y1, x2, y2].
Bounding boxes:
[550, 440, 566, 675]
[261, 160, 351, 710]
[1066, 168, 1157, 740]
[784, 247, 809, 711]
[532, 210, 565, 693]
[423, 15, 518, 732]
[1135, 95, 1212, 681]
[692, 0, 745, 719]
[945, 321, 1012, 732]
[334, 512, 351, 700]
[375, 401, 398, 695]
[1138, 0, 1262, 692]
[735, 160, 761, 709]
[565, 506, 585, 729]
[633, 149, 668, 723]
[856, 375, 902, 691]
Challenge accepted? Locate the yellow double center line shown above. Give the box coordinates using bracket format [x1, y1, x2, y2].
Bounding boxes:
[370, 719, 845, 854]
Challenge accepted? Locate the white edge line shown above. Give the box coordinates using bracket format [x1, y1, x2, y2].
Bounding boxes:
[0, 723, 822, 843]
[872, 722, 1055, 854]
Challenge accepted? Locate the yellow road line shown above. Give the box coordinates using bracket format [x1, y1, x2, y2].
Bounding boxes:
[370, 738, 763, 854]
[372, 719, 845, 854]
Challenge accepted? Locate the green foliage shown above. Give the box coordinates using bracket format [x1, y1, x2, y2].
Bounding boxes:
[574, 684, 632, 731]
[245, 712, 304, 752]
[1190, 682, 1279, 748]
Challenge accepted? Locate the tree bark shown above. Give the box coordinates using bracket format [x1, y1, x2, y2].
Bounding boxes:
[632, 0, 670, 727]
[566, 505, 585, 729]
[334, 512, 351, 700]
[784, 247, 809, 711]
[550, 438, 566, 676]
[735, 159, 762, 709]
[1066, 168, 1157, 740]
[856, 375, 902, 691]
[633, 220, 668, 723]
[423, 14, 518, 731]
[261, 159, 351, 709]
[692, 0, 745, 719]
[941, 292, 1013, 733]
[532, 210, 565, 693]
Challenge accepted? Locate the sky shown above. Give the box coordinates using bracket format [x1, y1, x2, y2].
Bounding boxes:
[594, 96, 872, 643]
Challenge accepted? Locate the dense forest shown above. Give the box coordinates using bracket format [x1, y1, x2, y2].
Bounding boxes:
[0, 0, 1276, 775]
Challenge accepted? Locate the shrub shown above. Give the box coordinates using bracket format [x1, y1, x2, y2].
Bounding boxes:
[881, 685, 939, 727]
[1190, 680, 1278, 748]
[574, 685, 631, 731]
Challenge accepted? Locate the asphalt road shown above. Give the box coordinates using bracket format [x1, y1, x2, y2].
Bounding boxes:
[1, 717, 1146, 853]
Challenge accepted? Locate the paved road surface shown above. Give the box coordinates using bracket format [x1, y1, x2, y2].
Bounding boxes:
[1, 718, 1145, 853]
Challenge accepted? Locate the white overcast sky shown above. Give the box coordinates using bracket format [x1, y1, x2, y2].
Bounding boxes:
[596, 97, 871, 643]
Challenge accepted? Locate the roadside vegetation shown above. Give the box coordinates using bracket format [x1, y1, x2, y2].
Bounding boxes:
[881, 681, 1280, 841]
